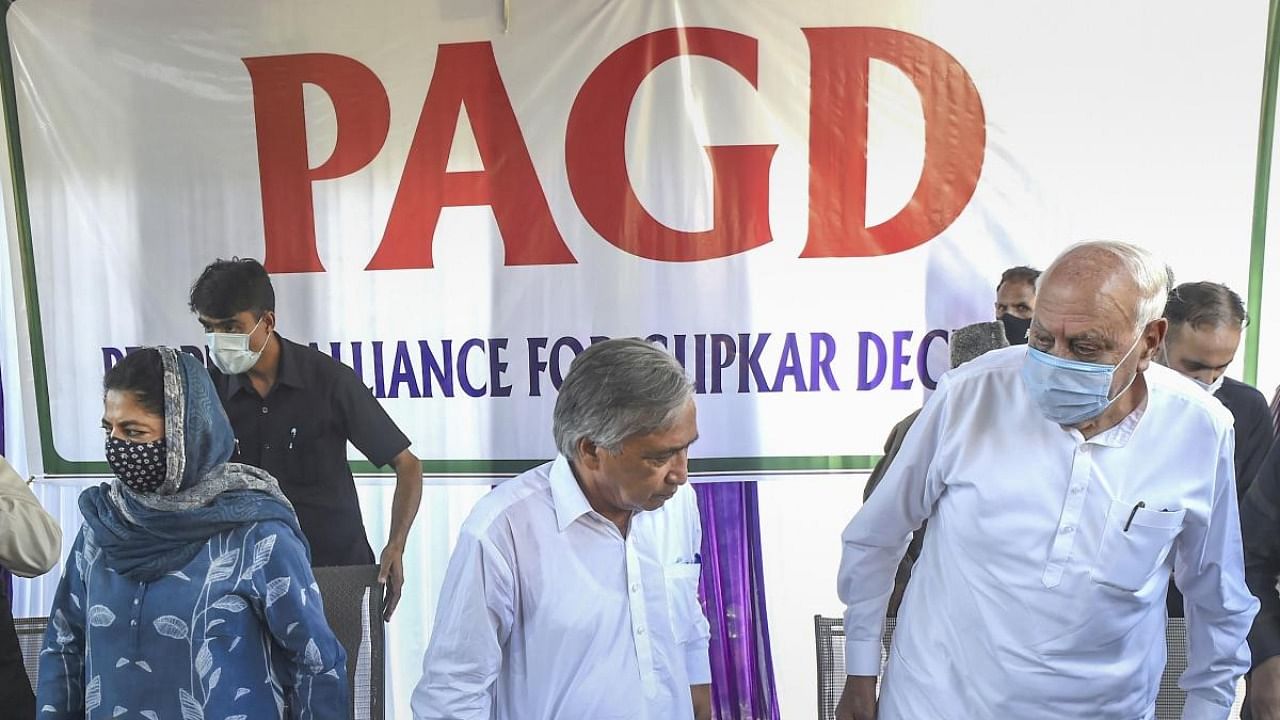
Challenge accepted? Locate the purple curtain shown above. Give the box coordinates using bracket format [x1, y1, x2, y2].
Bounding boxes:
[696, 482, 780, 720]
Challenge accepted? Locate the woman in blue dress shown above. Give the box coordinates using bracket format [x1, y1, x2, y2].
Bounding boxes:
[36, 346, 348, 719]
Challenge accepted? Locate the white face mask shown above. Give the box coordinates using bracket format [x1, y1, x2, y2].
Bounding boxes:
[1193, 374, 1226, 396]
[206, 317, 268, 375]
[1160, 346, 1227, 396]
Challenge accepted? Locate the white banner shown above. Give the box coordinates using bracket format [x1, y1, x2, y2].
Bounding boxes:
[5, 0, 1270, 476]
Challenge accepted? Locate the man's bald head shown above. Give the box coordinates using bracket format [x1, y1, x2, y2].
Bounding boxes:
[1038, 241, 1169, 333]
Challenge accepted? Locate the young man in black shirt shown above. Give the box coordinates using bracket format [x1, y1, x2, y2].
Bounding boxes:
[189, 258, 421, 620]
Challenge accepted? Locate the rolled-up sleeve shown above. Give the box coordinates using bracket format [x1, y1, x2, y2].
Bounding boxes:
[838, 377, 950, 676]
[0, 457, 61, 577]
[1175, 429, 1259, 719]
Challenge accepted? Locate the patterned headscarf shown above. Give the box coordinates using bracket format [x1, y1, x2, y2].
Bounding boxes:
[80, 347, 305, 581]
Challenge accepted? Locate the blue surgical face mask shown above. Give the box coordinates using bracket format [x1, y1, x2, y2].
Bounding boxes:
[1020, 333, 1143, 426]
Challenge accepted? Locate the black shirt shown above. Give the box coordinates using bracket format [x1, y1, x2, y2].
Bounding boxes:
[211, 336, 411, 567]
[1243, 442, 1280, 673]
[1217, 377, 1274, 498]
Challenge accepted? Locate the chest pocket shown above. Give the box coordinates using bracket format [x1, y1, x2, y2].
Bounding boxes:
[1092, 500, 1186, 593]
[664, 563, 705, 645]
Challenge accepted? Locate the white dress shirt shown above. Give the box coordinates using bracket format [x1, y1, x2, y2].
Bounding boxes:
[635, 481, 712, 684]
[839, 346, 1258, 720]
[412, 456, 697, 720]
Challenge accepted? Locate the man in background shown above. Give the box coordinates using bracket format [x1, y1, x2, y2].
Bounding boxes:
[1242, 446, 1280, 719]
[0, 456, 61, 716]
[994, 265, 1041, 346]
[189, 257, 422, 620]
[1161, 282, 1271, 497]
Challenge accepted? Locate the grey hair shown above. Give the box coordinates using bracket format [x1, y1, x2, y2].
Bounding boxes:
[553, 338, 693, 460]
[1040, 240, 1170, 331]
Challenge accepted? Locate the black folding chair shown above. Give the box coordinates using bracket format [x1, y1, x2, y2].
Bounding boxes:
[313, 565, 386, 720]
[13, 615, 46, 692]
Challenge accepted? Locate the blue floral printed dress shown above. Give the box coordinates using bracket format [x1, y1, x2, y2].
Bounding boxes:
[39, 520, 346, 719]
[35, 347, 348, 719]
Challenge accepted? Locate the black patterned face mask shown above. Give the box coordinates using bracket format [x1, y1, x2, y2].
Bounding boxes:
[105, 435, 168, 493]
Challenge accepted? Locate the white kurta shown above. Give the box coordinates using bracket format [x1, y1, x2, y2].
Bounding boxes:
[412, 456, 697, 720]
[839, 346, 1257, 720]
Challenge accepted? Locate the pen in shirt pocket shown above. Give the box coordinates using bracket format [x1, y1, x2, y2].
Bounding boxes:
[1124, 501, 1176, 532]
[1123, 501, 1145, 532]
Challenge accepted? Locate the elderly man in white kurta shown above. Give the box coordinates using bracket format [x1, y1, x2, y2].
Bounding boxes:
[836, 241, 1258, 720]
[411, 338, 709, 720]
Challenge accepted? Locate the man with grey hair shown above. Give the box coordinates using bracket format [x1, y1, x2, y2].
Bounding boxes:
[837, 241, 1257, 719]
[411, 337, 707, 720]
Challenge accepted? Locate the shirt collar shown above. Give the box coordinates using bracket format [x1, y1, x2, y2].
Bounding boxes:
[227, 368, 254, 396]
[274, 336, 306, 389]
[1071, 395, 1148, 448]
[549, 455, 594, 532]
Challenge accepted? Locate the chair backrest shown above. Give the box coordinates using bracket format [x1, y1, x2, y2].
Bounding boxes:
[814, 615, 1186, 720]
[14, 616, 47, 692]
[814, 615, 895, 720]
[814, 616, 843, 720]
[313, 564, 386, 720]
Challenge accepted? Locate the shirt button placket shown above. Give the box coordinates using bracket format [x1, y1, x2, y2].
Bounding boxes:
[261, 404, 273, 453]
[624, 540, 657, 696]
[1043, 445, 1092, 588]
[129, 586, 145, 654]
